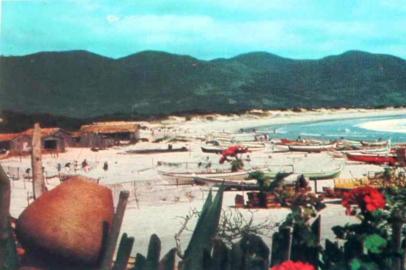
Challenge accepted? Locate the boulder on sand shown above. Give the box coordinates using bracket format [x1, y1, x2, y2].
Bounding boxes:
[16, 176, 114, 266]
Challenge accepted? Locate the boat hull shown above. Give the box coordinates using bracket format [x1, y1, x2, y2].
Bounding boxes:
[346, 153, 397, 166]
[264, 168, 342, 180]
[201, 146, 225, 154]
[159, 170, 250, 185]
[360, 140, 389, 147]
[126, 147, 188, 154]
[288, 143, 336, 152]
[193, 176, 258, 189]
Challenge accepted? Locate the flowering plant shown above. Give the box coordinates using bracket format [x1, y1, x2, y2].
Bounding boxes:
[219, 145, 248, 171]
[321, 186, 397, 269]
[271, 260, 315, 270]
[219, 145, 248, 163]
[342, 186, 386, 215]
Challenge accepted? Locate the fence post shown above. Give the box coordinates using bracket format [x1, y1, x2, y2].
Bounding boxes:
[392, 219, 403, 270]
[99, 190, 130, 270]
[31, 123, 46, 199]
[282, 227, 293, 261]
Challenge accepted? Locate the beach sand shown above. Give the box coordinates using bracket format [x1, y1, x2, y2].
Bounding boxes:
[2, 107, 403, 256]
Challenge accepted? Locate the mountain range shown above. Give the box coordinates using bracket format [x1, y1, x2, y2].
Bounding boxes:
[0, 50, 405, 120]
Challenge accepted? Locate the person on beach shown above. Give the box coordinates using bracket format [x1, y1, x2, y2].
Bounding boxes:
[74, 161, 78, 173]
[25, 168, 30, 178]
[103, 161, 108, 171]
[82, 159, 89, 172]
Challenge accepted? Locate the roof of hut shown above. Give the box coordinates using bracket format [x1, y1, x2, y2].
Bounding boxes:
[22, 127, 65, 137]
[80, 122, 140, 134]
[0, 133, 20, 142]
[70, 131, 82, 138]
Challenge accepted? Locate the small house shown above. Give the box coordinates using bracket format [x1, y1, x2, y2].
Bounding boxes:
[22, 127, 72, 152]
[0, 133, 31, 155]
[79, 122, 140, 148]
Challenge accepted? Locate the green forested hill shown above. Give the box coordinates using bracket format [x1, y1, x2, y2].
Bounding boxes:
[0, 50, 405, 119]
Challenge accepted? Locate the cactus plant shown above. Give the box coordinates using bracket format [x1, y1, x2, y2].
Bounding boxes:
[182, 186, 224, 270]
[132, 253, 146, 270]
[112, 233, 134, 270]
[158, 248, 176, 270]
[144, 234, 161, 270]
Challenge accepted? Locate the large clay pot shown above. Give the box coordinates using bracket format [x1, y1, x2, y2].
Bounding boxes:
[16, 176, 114, 266]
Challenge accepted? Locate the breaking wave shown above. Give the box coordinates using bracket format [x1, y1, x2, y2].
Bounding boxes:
[357, 119, 406, 134]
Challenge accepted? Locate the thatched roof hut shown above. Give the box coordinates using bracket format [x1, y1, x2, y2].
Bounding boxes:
[79, 122, 140, 148]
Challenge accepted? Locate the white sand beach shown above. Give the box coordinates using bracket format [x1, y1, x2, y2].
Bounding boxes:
[2, 107, 405, 256]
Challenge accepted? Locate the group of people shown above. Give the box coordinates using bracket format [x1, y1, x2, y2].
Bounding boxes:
[57, 159, 109, 173]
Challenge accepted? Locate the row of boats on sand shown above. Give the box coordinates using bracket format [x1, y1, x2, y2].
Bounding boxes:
[156, 132, 406, 187]
[158, 161, 345, 186]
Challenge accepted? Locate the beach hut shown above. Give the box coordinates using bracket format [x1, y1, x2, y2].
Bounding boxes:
[79, 121, 140, 148]
[0, 133, 32, 155]
[22, 127, 72, 152]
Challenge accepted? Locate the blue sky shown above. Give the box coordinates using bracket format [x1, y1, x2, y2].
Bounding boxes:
[0, 0, 405, 59]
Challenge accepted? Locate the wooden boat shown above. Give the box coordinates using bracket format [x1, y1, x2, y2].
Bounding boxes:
[126, 146, 188, 154]
[277, 138, 299, 145]
[193, 176, 258, 190]
[346, 152, 398, 166]
[201, 145, 226, 154]
[201, 143, 265, 154]
[239, 142, 266, 149]
[288, 143, 336, 152]
[264, 163, 343, 180]
[334, 177, 371, 191]
[360, 140, 389, 147]
[342, 146, 390, 154]
[159, 170, 251, 185]
[278, 138, 327, 145]
[339, 139, 362, 145]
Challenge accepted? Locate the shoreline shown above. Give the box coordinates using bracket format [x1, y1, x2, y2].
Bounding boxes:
[163, 107, 406, 136]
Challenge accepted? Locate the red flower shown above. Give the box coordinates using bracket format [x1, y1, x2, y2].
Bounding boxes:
[219, 145, 248, 164]
[342, 186, 385, 215]
[271, 260, 315, 270]
[221, 145, 248, 156]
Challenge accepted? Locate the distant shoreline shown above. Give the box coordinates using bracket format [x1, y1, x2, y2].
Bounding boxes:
[156, 107, 406, 137]
[1, 107, 406, 133]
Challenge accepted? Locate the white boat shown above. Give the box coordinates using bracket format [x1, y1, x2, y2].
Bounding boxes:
[193, 176, 258, 189]
[158, 170, 251, 185]
[201, 145, 226, 154]
[342, 146, 390, 154]
[288, 143, 337, 152]
[202, 142, 265, 153]
[360, 140, 389, 147]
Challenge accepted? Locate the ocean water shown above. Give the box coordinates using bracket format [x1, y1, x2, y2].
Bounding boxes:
[257, 114, 406, 143]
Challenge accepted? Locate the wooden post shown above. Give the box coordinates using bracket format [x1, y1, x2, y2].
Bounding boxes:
[99, 190, 129, 270]
[31, 123, 46, 199]
[281, 227, 293, 261]
[392, 219, 403, 270]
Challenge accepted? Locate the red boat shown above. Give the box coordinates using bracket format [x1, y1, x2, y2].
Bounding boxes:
[279, 138, 298, 145]
[346, 152, 398, 166]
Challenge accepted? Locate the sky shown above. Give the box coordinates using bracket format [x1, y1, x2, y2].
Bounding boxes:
[0, 0, 405, 59]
